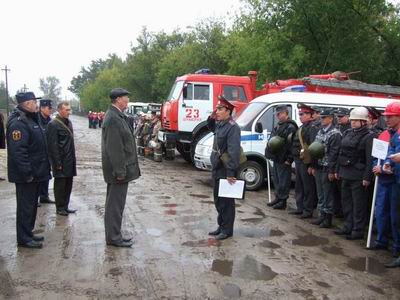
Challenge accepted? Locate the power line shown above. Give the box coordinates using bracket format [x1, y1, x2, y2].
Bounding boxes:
[1, 65, 10, 116]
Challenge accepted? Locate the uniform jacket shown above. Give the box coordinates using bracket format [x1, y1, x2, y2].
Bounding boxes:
[208, 116, 241, 179]
[265, 119, 298, 164]
[0, 112, 5, 149]
[38, 112, 51, 130]
[6, 107, 51, 183]
[292, 120, 318, 162]
[102, 105, 140, 184]
[338, 122, 351, 134]
[313, 124, 341, 172]
[337, 126, 374, 181]
[47, 115, 77, 178]
[385, 128, 400, 184]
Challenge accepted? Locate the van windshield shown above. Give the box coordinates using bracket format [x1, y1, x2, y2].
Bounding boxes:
[167, 81, 184, 101]
[236, 102, 269, 130]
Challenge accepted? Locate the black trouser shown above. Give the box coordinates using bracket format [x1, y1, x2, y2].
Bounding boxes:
[213, 179, 235, 235]
[272, 162, 292, 202]
[38, 180, 49, 200]
[294, 159, 316, 214]
[15, 182, 39, 244]
[341, 179, 368, 234]
[54, 177, 73, 212]
[333, 179, 343, 215]
[105, 182, 128, 243]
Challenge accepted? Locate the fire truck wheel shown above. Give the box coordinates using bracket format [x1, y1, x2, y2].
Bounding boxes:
[238, 160, 266, 191]
[176, 142, 192, 163]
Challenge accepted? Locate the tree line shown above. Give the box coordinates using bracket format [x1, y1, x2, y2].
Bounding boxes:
[69, 0, 400, 111]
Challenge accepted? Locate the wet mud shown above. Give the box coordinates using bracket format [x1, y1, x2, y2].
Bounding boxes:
[0, 115, 398, 299]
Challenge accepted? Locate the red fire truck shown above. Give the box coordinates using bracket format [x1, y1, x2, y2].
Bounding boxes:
[158, 69, 400, 162]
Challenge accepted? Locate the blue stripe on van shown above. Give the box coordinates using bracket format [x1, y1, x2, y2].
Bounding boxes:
[241, 134, 265, 141]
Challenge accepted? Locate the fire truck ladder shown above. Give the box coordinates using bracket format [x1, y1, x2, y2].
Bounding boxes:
[304, 78, 400, 97]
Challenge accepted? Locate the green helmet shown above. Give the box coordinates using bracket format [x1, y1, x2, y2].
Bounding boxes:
[308, 142, 325, 159]
[267, 136, 285, 154]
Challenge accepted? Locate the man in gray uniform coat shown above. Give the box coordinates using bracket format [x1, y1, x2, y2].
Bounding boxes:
[102, 88, 141, 247]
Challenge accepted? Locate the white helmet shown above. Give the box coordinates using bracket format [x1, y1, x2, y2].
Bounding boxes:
[349, 107, 369, 121]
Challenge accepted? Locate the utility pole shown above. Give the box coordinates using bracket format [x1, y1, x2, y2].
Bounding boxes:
[1, 65, 10, 116]
[22, 84, 28, 92]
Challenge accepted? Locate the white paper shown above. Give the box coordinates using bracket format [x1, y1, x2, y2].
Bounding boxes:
[371, 138, 389, 160]
[218, 179, 245, 199]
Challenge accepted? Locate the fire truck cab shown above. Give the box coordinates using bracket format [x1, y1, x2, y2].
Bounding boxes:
[158, 70, 262, 162]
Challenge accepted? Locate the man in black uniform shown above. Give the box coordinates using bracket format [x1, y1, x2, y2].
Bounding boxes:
[266, 105, 298, 210]
[333, 107, 351, 217]
[37, 99, 55, 205]
[0, 111, 5, 181]
[335, 107, 374, 240]
[47, 102, 77, 216]
[310, 108, 341, 227]
[290, 104, 318, 218]
[335, 108, 351, 134]
[7, 92, 51, 248]
[208, 96, 241, 240]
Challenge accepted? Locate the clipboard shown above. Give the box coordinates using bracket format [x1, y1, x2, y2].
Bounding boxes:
[218, 179, 246, 199]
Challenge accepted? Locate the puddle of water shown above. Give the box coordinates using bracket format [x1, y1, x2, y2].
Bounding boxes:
[182, 238, 220, 247]
[211, 256, 277, 281]
[235, 204, 241, 208]
[367, 284, 385, 295]
[315, 281, 331, 288]
[189, 193, 210, 199]
[347, 257, 386, 275]
[200, 200, 214, 205]
[223, 283, 241, 298]
[321, 245, 346, 256]
[254, 207, 266, 217]
[146, 228, 163, 237]
[270, 229, 285, 237]
[236, 227, 285, 239]
[164, 209, 176, 215]
[259, 240, 281, 249]
[161, 203, 178, 208]
[237, 210, 244, 213]
[291, 234, 329, 247]
[291, 289, 314, 298]
[241, 218, 264, 224]
[184, 185, 192, 188]
[158, 195, 171, 199]
[33, 229, 44, 234]
[108, 267, 123, 276]
[136, 195, 147, 200]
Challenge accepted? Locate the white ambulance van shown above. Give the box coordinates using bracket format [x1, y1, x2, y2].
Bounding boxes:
[194, 92, 393, 190]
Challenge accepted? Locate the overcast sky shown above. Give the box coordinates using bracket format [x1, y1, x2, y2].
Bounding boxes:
[0, 0, 242, 99]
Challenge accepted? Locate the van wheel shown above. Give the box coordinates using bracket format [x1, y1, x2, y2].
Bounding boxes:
[238, 161, 266, 191]
[176, 142, 192, 163]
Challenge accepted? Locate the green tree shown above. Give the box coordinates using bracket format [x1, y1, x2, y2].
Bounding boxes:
[39, 76, 62, 101]
[0, 81, 7, 109]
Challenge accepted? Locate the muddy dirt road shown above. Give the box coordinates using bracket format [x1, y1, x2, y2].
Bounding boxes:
[0, 115, 399, 299]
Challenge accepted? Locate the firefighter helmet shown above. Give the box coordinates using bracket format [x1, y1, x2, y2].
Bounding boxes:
[267, 136, 285, 153]
[308, 141, 325, 159]
[349, 107, 369, 121]
[382, 102, 400, 116]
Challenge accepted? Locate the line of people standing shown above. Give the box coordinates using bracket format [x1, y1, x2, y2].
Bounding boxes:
[6, 92, 77, 248]
[266, 102, 400, 267]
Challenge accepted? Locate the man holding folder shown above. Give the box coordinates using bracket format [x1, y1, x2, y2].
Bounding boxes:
[207, 96, 241, 240]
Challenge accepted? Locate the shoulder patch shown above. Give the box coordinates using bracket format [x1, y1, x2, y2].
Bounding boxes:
[229, 120, 235, 125]
[12, 130, 22, 141]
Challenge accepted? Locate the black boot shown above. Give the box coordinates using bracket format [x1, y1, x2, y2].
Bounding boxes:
[267, 198, 281, 207]
[320, 214, 333, 228]
[273, 200, 286, 210]
[311, 213, 325, 226]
